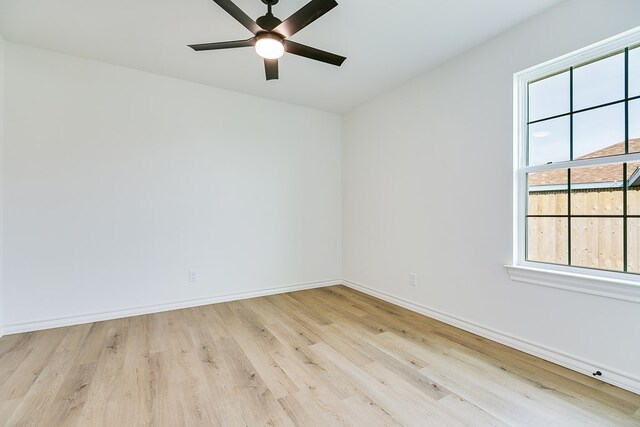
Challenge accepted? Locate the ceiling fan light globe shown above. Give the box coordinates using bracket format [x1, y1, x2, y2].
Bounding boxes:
[255, 37, 284, 59]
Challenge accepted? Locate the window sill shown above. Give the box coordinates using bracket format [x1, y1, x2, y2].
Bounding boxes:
[505, 265, 640, 304]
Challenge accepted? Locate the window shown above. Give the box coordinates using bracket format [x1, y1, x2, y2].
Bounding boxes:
[509, 28, 640, 302]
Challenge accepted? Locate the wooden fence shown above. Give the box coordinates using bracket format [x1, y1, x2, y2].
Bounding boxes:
[527, 188, 640, 272]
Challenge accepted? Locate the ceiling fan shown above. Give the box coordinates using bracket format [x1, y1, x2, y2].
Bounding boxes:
[188, 0, 346, 80]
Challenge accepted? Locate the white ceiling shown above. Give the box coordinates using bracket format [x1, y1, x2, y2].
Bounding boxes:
[0, 0, 563, 113]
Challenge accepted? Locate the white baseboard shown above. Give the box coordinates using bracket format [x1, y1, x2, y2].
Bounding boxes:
[342, 279, 640, 395]
[2, 279, 340, 336]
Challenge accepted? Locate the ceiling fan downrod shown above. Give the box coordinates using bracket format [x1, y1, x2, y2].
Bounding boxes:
[257, 0, 282, 31]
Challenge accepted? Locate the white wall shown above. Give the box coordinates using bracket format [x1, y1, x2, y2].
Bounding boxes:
[0, 34, 5, 335]
[343, 0, 640, 387]
[3, 43, 341, 329]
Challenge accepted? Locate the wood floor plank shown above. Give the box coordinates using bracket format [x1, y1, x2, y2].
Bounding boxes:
[0, 285, 638, 426]
[0, 333, 34, 362]
[331, 325, 452, 401]
[220, 302, 301, 399]
[0, 399, 20, 426]
[0, 328, 68, 402]
[309, 342, 461, 427]
[46, 362, 97, 427]
[4, 350, 77, 426]
[436, 394, 509, 427]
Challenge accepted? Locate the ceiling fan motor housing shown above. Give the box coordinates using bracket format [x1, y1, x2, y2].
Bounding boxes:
[256, 14, 282, 32]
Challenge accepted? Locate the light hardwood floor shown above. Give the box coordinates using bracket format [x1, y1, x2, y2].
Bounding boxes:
[0, 285, 639, 426]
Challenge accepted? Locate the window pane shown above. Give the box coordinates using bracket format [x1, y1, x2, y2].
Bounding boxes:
[630, 99, 640, 153]
[630, 47, 640, 98]
[528, 116, 570, 165]
[573, 103, 625, 159]
[626, 162, 640, 215]
[571, 217, 623, 271]
[570, 163, 624, 215]
[527, 217, 568, 265]
[529, 72, 570, 122]
[573, 53, 625, 111]
[627, 218, 640, 273]
[528, 171, 568, 215]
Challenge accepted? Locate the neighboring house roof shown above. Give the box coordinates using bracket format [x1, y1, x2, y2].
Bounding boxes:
[580, 138, 640, 159]
[529, 138, 640, 189]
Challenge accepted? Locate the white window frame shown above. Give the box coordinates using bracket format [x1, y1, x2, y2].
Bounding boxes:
[506, 27, 640, 304]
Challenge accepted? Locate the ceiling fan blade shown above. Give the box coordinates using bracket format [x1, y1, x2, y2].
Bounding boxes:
[264, 59, 279, 80]
[211, 0, 262, 34]
[189, 38, 255, 51]
[273, 0, 337, 38]
[284, 40, 346, 67]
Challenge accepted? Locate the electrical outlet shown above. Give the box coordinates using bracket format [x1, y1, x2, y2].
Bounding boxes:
[409, 273, 417, 287]
[189, 270, 198, 283]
